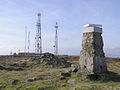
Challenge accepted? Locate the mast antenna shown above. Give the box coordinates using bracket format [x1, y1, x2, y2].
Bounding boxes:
[25, 26, 27, 53]
[35, 13, 42, 54]
[28, 31, 30, 53]
[54, 22, 58, 55]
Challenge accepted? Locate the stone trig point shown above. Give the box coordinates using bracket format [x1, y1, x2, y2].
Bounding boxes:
[79, 24, 107, 75]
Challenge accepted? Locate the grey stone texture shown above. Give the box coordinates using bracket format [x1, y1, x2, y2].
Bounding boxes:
[67, 79, 76, 84]
[30, 53, 71, 67]
[79, 32, 107, 75]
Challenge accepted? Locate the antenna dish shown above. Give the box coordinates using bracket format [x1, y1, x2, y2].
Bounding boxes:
[55, 22, 58, 29]
[38, 13, 41, 16]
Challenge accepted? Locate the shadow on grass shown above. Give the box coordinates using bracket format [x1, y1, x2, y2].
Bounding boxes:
[87, 71, 120, 82]
[0, 65, 23, 71]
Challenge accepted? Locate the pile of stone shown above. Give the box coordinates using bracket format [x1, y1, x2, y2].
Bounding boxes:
[30, 53, 70, 67]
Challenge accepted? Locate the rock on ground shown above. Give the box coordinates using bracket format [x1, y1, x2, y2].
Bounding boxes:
[30, 53, 71, 67]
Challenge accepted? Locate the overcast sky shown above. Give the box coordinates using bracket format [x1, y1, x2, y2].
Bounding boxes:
[0, 0, 120, 57]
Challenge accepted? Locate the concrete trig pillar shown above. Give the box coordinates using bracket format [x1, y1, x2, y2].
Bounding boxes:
[79, 24, 107, 75]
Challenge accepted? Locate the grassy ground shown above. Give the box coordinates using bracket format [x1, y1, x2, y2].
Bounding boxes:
[0, 56, 120, 90]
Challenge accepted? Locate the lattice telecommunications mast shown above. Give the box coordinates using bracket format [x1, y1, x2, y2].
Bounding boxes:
[35, 13, 42, 54]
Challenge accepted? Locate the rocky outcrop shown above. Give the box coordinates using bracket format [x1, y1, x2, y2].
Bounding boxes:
[79, 27, 107, 75]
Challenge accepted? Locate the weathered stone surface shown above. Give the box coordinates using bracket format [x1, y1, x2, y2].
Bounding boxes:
[12, 80, 19, 85]
[27, 76, 43, 82]
[71, 64, 80, 69]
[61, 72, 71, 77]
[72, 68, 78, 73]
[60, 77, 66, 80]
[30, 53, 71, 67]
[79, 25, 107, 75]
[71, 64, 80, 73]
[67, 79, 76, 84]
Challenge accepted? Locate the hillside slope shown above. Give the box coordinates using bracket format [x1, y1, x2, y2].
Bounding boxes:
[0, 55, 120, 90]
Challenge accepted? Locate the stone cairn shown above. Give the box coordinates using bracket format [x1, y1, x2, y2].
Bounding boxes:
[79, 24, 107, 75]
[30, 53, 70, 67]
